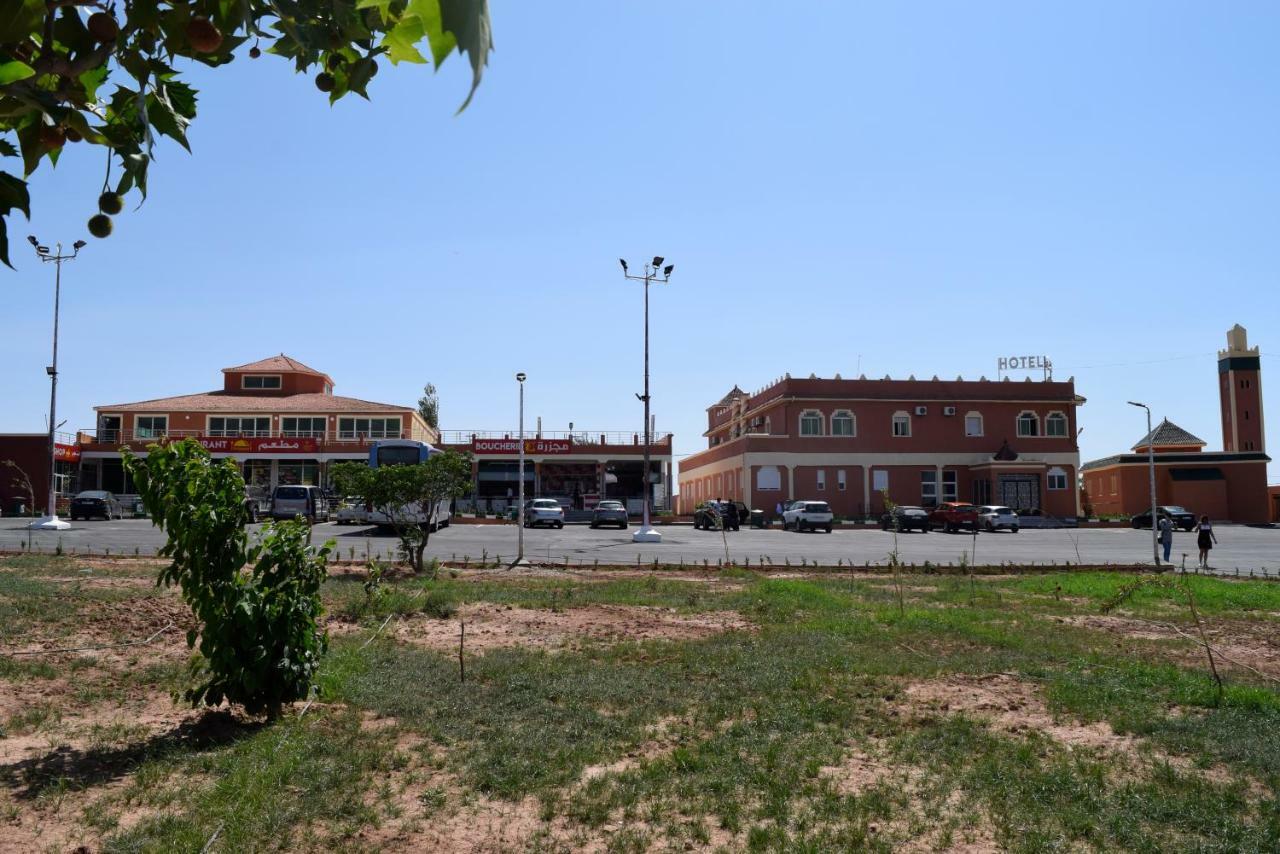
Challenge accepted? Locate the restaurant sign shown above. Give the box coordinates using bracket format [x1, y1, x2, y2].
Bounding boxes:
[196, 436, 320, 454]
[473, 438, 572, 455]
[54, 443, 81, 463]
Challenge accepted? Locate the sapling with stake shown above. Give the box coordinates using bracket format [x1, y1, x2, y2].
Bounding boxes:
[881, 490, 906, 616]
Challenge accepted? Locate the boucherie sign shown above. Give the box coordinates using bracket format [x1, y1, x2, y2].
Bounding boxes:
[473, 438, 572, 455]
[196, 437, 320, 454]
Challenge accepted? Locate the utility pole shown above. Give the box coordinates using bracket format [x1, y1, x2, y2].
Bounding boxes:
[27, 236, 86, 531]
[620, 257, 673, 543]
[1128, 401, 1160, 566]
[514, 372, 527, 565]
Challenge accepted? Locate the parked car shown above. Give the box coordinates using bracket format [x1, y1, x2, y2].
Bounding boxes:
[335, 496, 368, 525]
[70, 490, 123, 521]
[590, 500, 629, 529]
[694, 500, 748, 531]
[1011, 508, 1078, 528]
[1131, 505, 1196, 531]
[271, 485, 330, 523]
[928, 502, 980, 533]
[978, 505, 1019, 533]
[524, 498, 565, 529]
[242, 485, 271, 523]
[783, 500, 834, 533]
[880, 506, 931, 532]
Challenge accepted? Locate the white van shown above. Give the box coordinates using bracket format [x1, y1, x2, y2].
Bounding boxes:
[271, 485, 330, 523]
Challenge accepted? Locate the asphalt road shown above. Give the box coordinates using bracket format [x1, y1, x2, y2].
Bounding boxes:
[2, 518, 1278, 577]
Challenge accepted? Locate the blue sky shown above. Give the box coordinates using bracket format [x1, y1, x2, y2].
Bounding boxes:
[3, 1, 1277, 483]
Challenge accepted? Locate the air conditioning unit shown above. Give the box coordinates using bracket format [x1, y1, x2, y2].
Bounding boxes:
[914, 406, 928, 416]
[943, 406, 957, 416]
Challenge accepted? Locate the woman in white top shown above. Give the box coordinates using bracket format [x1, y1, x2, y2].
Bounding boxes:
[1195, 515, 1217, 569]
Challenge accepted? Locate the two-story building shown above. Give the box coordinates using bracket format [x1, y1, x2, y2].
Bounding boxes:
[80, 355, 435, 494]
[678, 373, 1085, 518]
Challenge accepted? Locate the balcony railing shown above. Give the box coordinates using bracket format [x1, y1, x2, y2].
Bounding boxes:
[438, 430, 673, 447]
[81, 429, 411, 444]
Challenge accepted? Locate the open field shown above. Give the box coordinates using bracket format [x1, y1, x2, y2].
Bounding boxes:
[2, 518, 1279, 577]
[2, 554, 1279, 852]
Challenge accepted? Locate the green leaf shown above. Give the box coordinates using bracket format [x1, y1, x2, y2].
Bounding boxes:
[0, 139, 16, 158]
[438, 0, 492, 111]
[0, 171, 33, 219]
[0, 61, 36, 87]
[380, 17, 429, 65]
[0, 0, 43, 45]
[78, 66, 110, 103]
[0, 218, 12, 270]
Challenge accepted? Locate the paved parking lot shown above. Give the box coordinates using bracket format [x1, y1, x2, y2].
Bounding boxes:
[2, 518, 1278, 576]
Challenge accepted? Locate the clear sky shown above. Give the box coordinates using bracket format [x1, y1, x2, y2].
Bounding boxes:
[3, 1, 1278, 484]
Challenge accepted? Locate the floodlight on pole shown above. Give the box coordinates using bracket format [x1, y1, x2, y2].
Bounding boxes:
[1128, 401, 1160, 567]
[26, 236, 86, 531]
[620, 256, 674, 543]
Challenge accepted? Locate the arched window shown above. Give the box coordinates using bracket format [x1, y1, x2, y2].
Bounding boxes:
[1045, 411, 1068, 438]
[831, 410, 855, 436]
[964, 411, 984, 437]
[1016, 411, 1040, 437]
[764, 416, 772, 434]
[799, 410, 824, 436]
[892, 411, 911, 437]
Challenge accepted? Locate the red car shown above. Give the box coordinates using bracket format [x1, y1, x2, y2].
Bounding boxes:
[928, 501, 980, 533]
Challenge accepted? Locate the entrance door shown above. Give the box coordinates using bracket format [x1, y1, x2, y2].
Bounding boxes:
[998, 474, 1040, 511]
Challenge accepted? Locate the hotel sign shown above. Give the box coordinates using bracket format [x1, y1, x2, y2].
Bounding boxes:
[196, 437, 320, 454]
[998, 355, 1052, 372]
[473, 438, 573, 455]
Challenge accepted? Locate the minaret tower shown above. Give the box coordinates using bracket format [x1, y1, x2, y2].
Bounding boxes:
[1218, 324, 1264, 453]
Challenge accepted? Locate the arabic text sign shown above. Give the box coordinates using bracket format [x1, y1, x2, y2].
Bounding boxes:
[196, 436, 320, 454]
[472, 438, 573, 455]
[54, 443, 81, 462]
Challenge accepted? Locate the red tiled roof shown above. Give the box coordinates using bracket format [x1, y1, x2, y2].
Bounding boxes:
[221, 354, 329, 378]
[96, 391, 410, 414]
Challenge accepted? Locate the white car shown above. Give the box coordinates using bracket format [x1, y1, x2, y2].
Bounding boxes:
[524, 498, 565, 529]
[978, 505, 1019, 532]
[335, 496, 368, 525]
[783, 500, 834, 533]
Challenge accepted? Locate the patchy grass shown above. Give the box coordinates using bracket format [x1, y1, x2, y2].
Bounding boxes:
[2, 557, 1278, 851]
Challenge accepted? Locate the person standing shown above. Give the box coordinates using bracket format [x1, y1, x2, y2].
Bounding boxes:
[775, 500, 784, 528]
[1195, 515, 1217, 569]
[725, 500, 740, 532]
[1157, 515, 1173, 565]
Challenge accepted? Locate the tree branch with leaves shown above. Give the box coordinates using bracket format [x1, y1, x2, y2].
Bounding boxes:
[0, 0, 492, 267]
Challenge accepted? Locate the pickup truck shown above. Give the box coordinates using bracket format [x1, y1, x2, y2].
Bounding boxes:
[928, 501, 980, 533]
[783, 500, 834, 533]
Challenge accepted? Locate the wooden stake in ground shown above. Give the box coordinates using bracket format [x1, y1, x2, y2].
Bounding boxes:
[458, 620, 466, 683]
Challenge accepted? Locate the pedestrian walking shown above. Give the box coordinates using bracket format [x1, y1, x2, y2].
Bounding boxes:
[1195, 515, 1217, 569]
[1158, 515, 1173, 564]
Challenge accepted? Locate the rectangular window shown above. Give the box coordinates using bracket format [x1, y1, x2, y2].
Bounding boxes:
[817, 470, 826, 491]
[209, 416, 270, 437]
[921, 470, 957, 506]
[800, 412, 823, 436]
[338, 417, 401, 439]
[831, 413, 855, 436]
[242, 375, 282, 389]
[837, 469, 846, 491]
[282, 417, 326, 438]
[1048, 472, 1068, 490]
[892, 414, 911, 437]
[1046, 413, 1069, 437]
[965, 414, 983, 437]
[756, 466, 781, 491]
[135, 416, 167, 438]
[872, 469, 888, 492]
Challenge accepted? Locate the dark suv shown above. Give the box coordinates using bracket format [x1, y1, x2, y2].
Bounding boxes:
[694, 501, 747, 531]
[1131, 505, 1196, 531]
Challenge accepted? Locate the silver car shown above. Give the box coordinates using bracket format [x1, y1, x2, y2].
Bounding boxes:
[590, 500, 628, 529]
[335, 496, 368, 525]
[978, 505, 1019, 532]
[524, 498, 565, 529]
[271, 485, 330, 523]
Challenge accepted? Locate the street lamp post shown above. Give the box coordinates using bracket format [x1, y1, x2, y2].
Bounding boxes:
[1127, 401, 1160, 566]
[620, 257, 673, 544]
[516, 372, 527, 564]
[27, 236, 86, 531]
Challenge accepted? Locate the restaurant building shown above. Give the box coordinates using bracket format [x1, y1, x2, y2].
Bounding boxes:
[80, 355, 436, 493]
[71, 353, 674, 515]
[1081, 326, 1271, 523]
[678, 372, 1085, 518]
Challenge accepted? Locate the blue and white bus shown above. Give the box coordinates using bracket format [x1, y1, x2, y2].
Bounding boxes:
[366, 439, 453, 530]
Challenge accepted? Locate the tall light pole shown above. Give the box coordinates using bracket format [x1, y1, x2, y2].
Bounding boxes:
[1128, 401, 1160, 566]
[620, 257, 673, 543]
[28, 236, 86, 531]
[515, 372, 527, 564]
